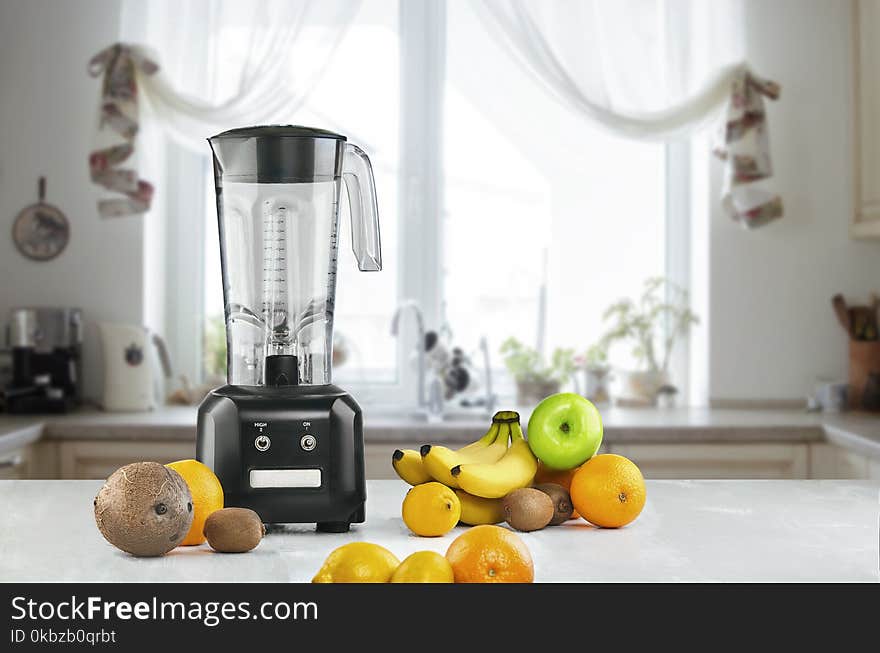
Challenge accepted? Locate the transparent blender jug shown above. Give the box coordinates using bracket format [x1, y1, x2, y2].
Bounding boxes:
[209, 126, 381, 386]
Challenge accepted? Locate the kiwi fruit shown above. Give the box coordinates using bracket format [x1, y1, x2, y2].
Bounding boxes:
[94, 462, 193, 557]
[502, 487, 554, 532]
[533, 483, 574, 525]
[204, 507, 265, 553]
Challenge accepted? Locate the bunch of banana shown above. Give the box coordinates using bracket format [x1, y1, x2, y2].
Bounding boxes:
[451, 414, 537, 498]
[420, 418, 511, 488]
[455, 489, 505, 525]
[391, 449, 433, 486]
[390, 410, 517, 487]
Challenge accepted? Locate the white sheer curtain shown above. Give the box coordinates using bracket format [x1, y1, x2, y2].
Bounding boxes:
[473, 0, 781, 227]
[473, 0, 744, 140]
[122, 0, 362, 151]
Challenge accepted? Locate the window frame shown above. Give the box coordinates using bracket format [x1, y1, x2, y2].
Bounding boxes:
[167, 0, 691, 406]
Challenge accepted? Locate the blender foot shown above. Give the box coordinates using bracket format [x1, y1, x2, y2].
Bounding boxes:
[316, 521, 350, 533]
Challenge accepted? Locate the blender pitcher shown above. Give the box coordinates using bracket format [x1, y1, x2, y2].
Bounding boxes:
[208, 125, 381, 387]
[198, 126, 381, 531]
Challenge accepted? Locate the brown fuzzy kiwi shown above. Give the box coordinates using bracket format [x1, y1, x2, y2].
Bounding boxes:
[533, 483, 574, 525]
[204, 507, 265, 553]
[94, 462, 193, 557]
[502, 487, 554, 532]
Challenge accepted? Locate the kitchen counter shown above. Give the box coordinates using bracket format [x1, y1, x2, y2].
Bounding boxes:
[0, 479, 876, 582]
[2, 405, 880, 458]
[822, 413, 880, 459]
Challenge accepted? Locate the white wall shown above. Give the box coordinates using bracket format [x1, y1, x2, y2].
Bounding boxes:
[708, 0, 880, 403]
[0, 0, 136, 400]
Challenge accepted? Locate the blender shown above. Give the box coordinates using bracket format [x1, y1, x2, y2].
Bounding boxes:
[197, 126, 381, 532]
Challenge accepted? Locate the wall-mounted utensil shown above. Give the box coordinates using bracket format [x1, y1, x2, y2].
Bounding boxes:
[12, 177, 70, 261]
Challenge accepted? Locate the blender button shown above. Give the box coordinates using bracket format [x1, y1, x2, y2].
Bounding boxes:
[300, 434, 317, 451]
[254, 435, 271, 452]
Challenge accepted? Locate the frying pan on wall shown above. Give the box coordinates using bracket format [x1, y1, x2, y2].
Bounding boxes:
[12, 177, 70, 261]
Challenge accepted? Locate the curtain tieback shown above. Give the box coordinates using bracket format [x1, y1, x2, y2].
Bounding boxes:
[713, 69, 783, 229]
[87, 43, 158, 218]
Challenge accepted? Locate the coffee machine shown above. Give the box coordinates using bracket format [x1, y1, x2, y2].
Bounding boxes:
[4, 307, 82, 414]
[197, 126, 381, 531]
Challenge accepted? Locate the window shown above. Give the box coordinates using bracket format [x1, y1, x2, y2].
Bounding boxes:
[443, 2, 666, 379]
[198, 0, 682, 403]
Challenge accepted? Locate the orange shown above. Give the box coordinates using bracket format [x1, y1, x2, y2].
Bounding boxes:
[534, 461, 581, 519]
[445, 525, 534, 583]
[166, 459, 224, 545]
[570, 454, 645, 528]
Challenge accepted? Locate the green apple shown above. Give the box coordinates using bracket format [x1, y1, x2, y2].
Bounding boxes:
[526, 393, 603, 470]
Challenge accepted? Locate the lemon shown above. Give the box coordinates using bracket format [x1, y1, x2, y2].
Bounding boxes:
[391, 551, 454, 583]
[402, 482, 461, 537]
[312, 542, 400, 583]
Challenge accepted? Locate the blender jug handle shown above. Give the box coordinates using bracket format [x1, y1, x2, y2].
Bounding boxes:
[342, 143, 382, 271]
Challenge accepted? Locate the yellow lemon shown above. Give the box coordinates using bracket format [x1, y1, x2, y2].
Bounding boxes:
[402, 482, 461, 537]
[312, 542, 400, 583]
[165, 459, 223, 546]
[391, 551, 455, 583]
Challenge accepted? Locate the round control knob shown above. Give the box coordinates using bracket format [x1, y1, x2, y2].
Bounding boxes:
[254, 435, 271, 452]
[300, 434, 317, 451]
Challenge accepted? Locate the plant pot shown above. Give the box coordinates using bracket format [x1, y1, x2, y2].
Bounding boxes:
[614, 369, 669, 406]
[516, 380, 560, 405]
[582, 367, 611, 403]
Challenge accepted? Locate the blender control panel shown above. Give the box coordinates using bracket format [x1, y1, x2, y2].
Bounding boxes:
[242, 418, 326, 489]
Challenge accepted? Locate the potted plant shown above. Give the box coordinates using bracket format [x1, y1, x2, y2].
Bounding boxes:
[598, 277, 698, 405]
[576, 342, 611, 403]
[500, 338, 576, 405]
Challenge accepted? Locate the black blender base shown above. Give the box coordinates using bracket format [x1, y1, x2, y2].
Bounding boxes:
[262, 505, 364, 533]
[197, 385, 368, 535]
[316, 505, 365, 533]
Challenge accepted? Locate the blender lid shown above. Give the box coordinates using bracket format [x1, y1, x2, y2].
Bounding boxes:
[211, 125, 347, 141]
[209, 125, 347, 183]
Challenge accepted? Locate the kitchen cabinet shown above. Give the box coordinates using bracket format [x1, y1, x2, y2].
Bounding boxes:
[57, 441, 195, 480]
[809, 442, 880, 479]
[809, 443, 870, 479]
[852, 0, 880, 238]
[49, 440, 880, 481]
[607, 443, 809, 479]
[869, 457, 880, 479]
[0, 445, 32, 480]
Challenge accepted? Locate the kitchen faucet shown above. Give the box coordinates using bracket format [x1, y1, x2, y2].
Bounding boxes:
[390, 300, 433, 415]
[479, 336, 497, 414]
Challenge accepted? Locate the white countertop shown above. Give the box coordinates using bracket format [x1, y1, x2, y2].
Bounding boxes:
[0, 479, 876, 582]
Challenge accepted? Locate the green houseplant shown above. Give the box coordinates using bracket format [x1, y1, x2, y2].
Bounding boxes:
[597, 277, 698, 404]
[576, 341, 611, 403]
[500, 338, 576, 405]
